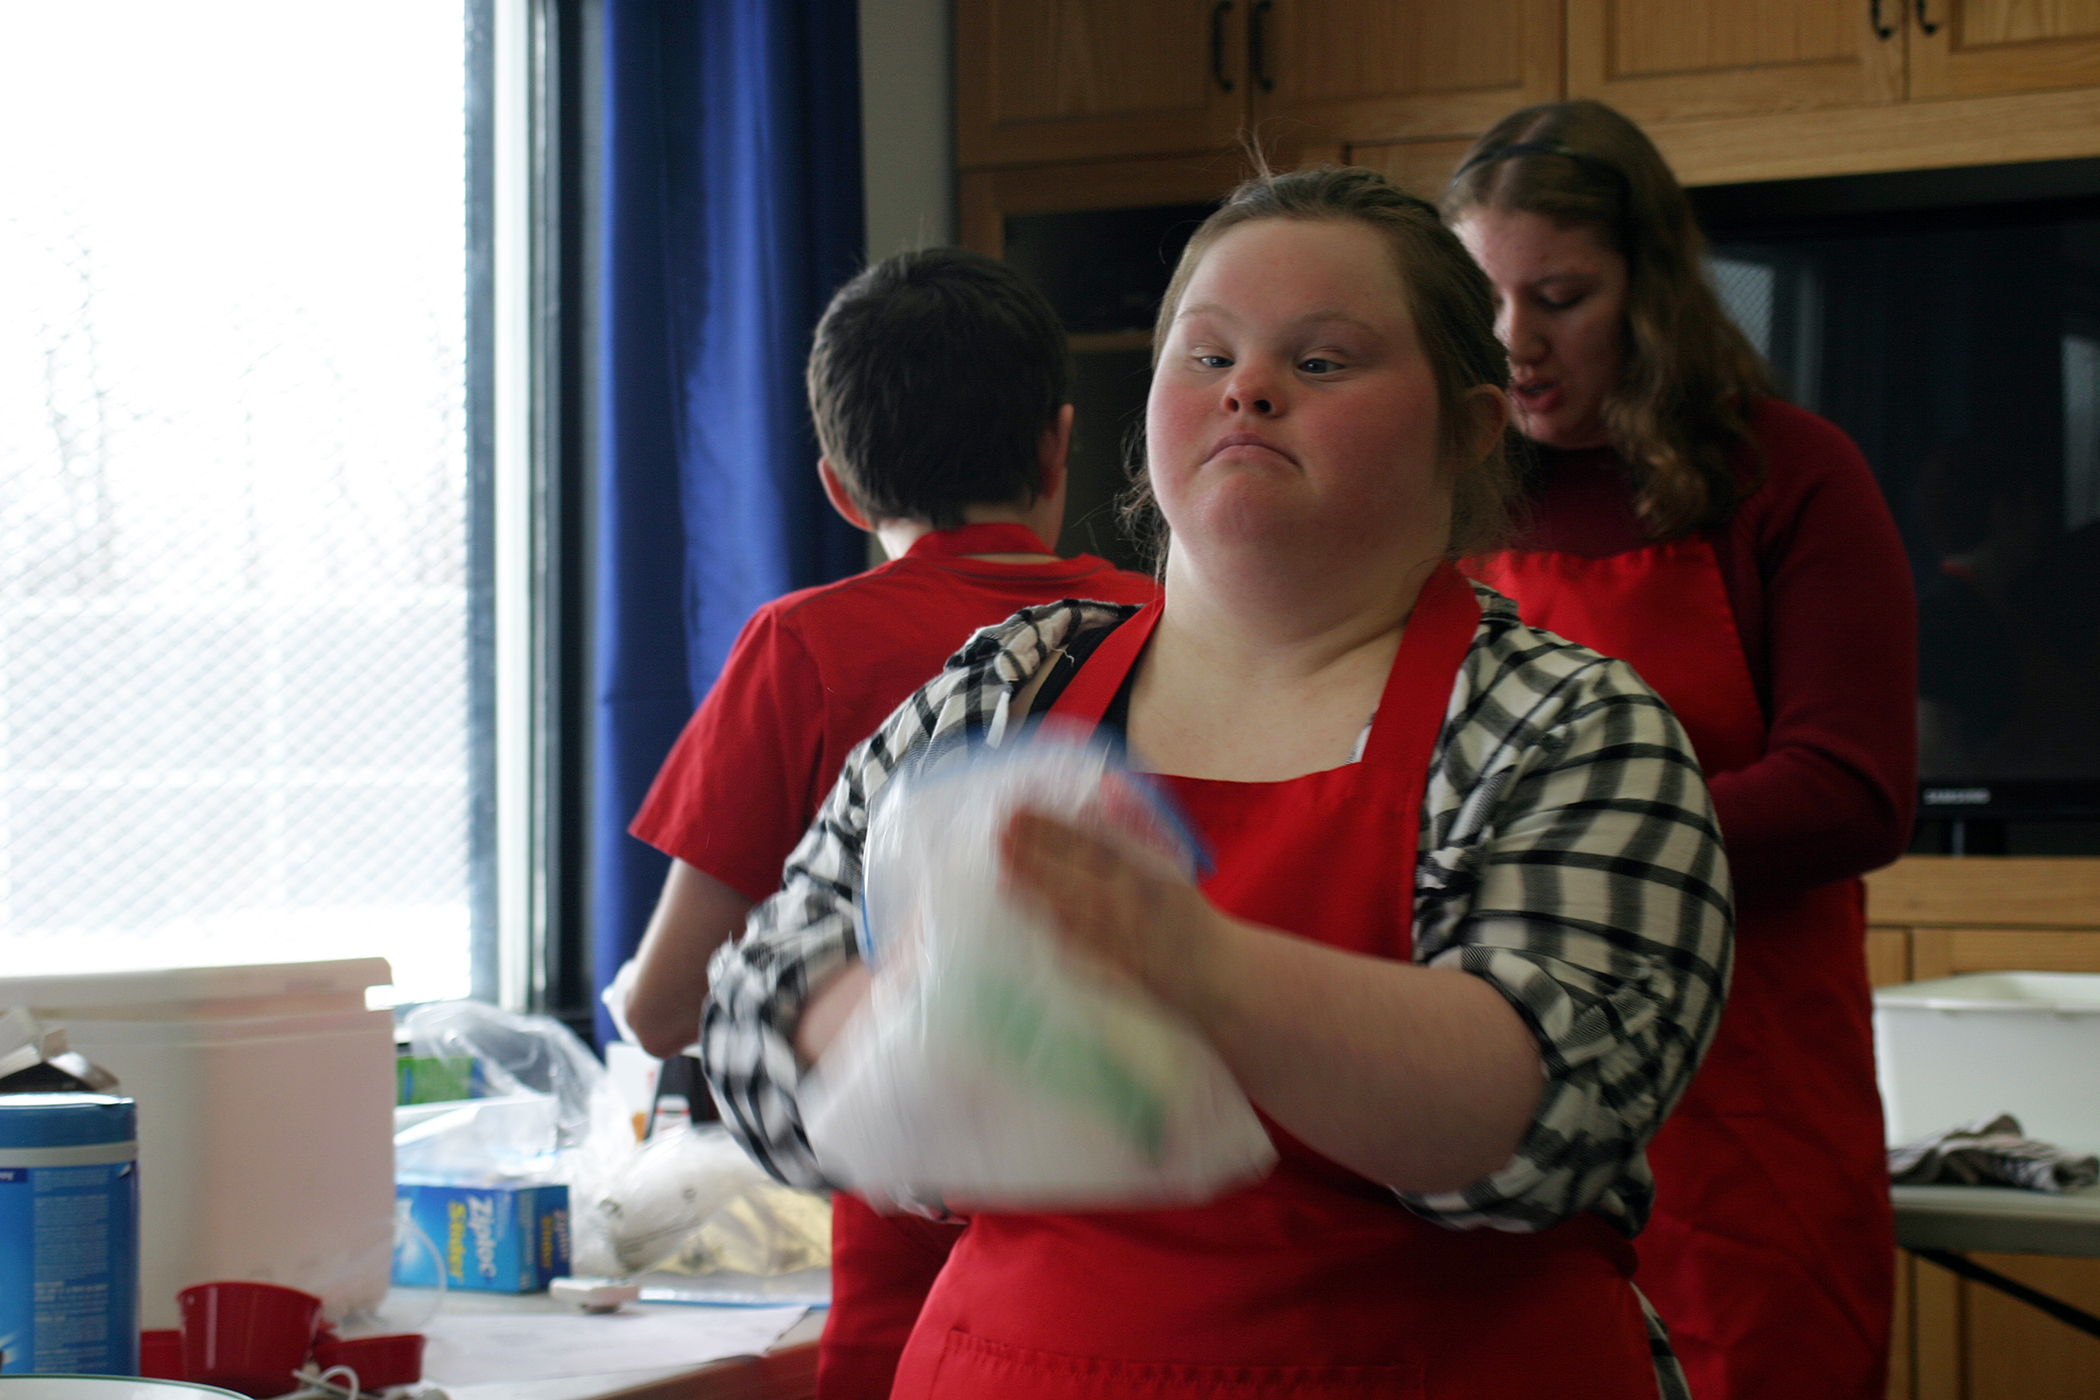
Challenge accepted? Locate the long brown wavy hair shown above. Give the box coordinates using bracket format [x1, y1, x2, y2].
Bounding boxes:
[1444, 100, 1773, 539]
[1122, 164, 1521, 573]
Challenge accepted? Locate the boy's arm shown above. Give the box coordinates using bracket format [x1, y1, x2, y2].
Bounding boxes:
[625, 860, 755, 1059]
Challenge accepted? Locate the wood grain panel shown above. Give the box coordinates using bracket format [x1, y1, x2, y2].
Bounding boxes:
[1868, 926, 1914, 987]
[1957, 0, 2100, 46]
[1913, 1255, 1966, 1400]
[957, 0, 1244, 167]
[992, 2, 1210, 122]
[1610, 0, 1858, 78]
[1962, 1253, 2100, 1398]
[1278, 0, 1523, 101]
[1904, 924, 2100, 987]
[1343, 137, 1477, 200]
[1890, 1251, 1915, 1400]
[1941, 926, 2100, 972]
[1256, 0, 1561, 144]
[1914, 0, 2100, 96]
[1865, 857, 2100, 928]
[1649, 83, 2100, 185]
[1567, 0, 1904, 123]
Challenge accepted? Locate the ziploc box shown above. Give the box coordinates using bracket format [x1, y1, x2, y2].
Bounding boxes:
[394, 1180, 570, 1292]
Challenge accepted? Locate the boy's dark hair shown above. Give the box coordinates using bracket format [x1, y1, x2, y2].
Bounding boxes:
[807, 248, 1070, 529]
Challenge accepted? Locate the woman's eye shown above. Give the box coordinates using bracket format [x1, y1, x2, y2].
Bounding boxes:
[1299, 357, 1342, 374]
[1538, 291, 1584, 312]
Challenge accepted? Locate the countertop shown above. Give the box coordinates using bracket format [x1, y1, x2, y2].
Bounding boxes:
[406, 1273, 827, 1400]
[1892, 1182, 2100, 1258]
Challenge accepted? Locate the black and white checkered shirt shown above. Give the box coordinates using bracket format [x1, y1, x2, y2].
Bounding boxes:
[703, 584, 1726, 1396]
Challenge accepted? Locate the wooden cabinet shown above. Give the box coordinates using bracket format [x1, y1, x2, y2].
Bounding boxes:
[1560, 0, 2100, 119]
[1255, 0, 1561, 145]
[955, 0, 1561, 169]
[1564, 0, 1907, 121]
[1910, 0, 2100, 98]
[955, 1, 1245, 168]
[961, 1, 2100, 197]
[1865, 857, 2100, 1400]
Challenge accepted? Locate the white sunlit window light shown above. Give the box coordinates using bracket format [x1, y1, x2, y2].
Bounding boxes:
[0, 4, 497, 1003]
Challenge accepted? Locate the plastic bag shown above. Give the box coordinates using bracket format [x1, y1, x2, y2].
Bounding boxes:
[403, 1001, 636, 1276]
[394, 1093, 564, 1182]
[595, 1125, 831, 1276]
[803, 734, 1276, 1210]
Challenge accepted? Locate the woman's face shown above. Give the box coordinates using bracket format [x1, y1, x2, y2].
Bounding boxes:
[1147, 218, 1454, 570]
[1455, 208, 1628, 451]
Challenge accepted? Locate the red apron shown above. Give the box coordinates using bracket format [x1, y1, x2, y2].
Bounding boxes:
[817, 519, 1085, 1400]
[888, 564, 1659, 1400]
[1472, 541, 1893, 1400]
[820, 1196, 965, 1399]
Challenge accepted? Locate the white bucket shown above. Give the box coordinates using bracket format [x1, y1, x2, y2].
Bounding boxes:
[0, 961, 396, 1330]
[1873, 971, 2100, 1155]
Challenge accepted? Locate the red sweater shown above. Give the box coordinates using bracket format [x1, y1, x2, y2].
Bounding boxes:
[1514, 399, 1917, 895]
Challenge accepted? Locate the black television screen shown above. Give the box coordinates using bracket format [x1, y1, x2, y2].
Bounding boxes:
[1699, 164, 2100, 825]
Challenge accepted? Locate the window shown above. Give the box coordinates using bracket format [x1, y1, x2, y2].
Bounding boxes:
[0, 2, 523, 1005]
[1709, 251, 1823, 411]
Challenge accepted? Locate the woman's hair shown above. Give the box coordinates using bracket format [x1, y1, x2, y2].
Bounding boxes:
[1443, 99, 1774, 539]
[1123, 165, 1520, 570]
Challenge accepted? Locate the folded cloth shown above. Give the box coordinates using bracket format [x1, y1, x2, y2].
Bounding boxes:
[1888, 1114, 2100, 1194]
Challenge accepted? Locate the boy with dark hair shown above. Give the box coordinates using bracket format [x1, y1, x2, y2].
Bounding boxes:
[621, 246, 1156, 1399]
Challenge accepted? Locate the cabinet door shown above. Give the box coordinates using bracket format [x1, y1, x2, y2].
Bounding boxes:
[1566, 0, 1907, 123]
[1910, 0, 2100, 98]
[956, 0, 1245, 168]
[1251, 0, 1561, 144]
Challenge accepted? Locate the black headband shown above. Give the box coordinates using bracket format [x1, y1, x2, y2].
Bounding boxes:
[1450, 139, 1634, 218]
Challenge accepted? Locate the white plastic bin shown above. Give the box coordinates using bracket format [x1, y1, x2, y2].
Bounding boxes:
[0, 959, 396, 1328]
[1873, 971, 2100, 1156]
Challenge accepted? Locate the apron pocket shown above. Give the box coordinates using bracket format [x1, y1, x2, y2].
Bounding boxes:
[926, 1329, 1426, 1399]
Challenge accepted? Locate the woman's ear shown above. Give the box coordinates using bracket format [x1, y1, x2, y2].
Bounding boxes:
[1466, 384, 1513, 462]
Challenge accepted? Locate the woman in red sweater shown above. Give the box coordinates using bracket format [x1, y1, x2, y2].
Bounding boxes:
[1446, 100, 1916, 1400]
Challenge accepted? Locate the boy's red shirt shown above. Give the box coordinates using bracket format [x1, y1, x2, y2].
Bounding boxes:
[630, 523, 1159, 901]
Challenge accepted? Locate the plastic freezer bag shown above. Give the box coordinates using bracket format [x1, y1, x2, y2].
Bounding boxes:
[801, 734, 1276, 1210]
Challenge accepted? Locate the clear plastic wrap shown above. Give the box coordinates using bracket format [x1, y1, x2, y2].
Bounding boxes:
[803, 734, 1276, 1210]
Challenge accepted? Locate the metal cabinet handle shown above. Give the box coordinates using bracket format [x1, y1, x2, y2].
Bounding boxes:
[1869, 0, 1895, 39]
[1916, 0, 1941, 34]
[1250, 0, 1274, 92]
[1210, 1, 1235, 92]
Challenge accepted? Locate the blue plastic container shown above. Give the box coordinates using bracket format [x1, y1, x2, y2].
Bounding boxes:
[0, 1094, 140, 1376]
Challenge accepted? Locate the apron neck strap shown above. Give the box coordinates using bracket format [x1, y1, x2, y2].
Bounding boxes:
[1358, 562, 1480, 768]
[1046, 597, 1164, 725]
[1044, 565, 1479, 764]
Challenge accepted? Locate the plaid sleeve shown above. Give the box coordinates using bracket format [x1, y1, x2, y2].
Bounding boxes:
[698, 600, 1134, 1187]
[1399, 588, 1734, 1235]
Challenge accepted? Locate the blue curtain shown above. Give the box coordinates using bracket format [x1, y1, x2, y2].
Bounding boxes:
[592, 0, 866, 1046]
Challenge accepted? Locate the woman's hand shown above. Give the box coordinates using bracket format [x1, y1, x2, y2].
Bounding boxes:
[999, 807, 1238, 1016]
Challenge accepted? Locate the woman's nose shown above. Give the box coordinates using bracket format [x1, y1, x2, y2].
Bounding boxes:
[1501, 303, 1545, 364]
[1222, 364, 1278, 416]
